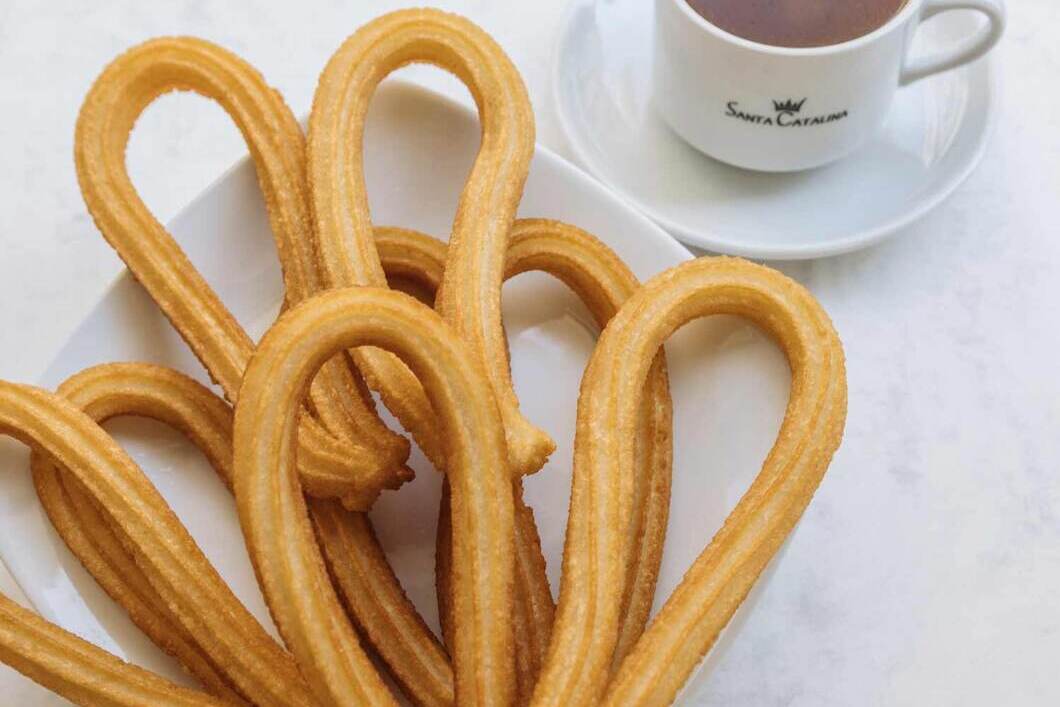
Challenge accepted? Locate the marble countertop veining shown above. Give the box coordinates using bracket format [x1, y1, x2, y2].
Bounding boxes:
[1, 1, 1058, 705]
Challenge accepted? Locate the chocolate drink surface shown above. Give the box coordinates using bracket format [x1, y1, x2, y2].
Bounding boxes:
[685, 0, 907, 48]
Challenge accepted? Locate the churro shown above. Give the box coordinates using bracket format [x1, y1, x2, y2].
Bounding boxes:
[533, 257, 846, 706]
[32, 364, 246, 701]
[309, 8, 554, 477]
[234, 288, 515, 706]
[33, 362, 450, 706]
[74, 36, 409, 506]
[1, 382, 318, 706]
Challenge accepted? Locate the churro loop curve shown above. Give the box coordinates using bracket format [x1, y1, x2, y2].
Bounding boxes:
[33, 361, 450, 707]
[234, 288, 515, 706]
[74, 36, 409, 505]
[309, 8, 555, 477]
[532, 257, 847, 707]
[0, 382, 318, 707]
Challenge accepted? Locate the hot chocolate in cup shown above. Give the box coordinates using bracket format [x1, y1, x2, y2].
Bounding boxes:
[654, 0, 1006, 172]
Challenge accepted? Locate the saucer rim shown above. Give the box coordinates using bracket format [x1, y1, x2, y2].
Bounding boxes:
[552, 0, 1000, 260]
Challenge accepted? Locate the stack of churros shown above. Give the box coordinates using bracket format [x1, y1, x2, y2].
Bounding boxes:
[0, 8, 846, 706]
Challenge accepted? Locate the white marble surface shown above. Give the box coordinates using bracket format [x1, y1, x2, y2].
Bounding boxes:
[0, 1, 1057, 705]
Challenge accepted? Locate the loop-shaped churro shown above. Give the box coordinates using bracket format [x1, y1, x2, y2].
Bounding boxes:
[33, 362, 450, 706]
[74, 36, 409, 506]
[373, 220, 674, 701]
[504, 220, 674, 674]
[234, 288, 516, 707]
[309, 8, 554, 477]
[0, 382, 318, 706]
[533, 257, 847, 707]
[31, 364, 246, 702]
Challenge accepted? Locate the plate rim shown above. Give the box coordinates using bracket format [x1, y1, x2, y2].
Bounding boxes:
[552, 0, 1000, 260]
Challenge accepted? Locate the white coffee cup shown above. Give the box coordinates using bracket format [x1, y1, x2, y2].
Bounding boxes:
[654, 0, 1006, 172]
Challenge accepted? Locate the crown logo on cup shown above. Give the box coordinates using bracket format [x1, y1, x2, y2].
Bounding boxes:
[772, 98, 807, 113]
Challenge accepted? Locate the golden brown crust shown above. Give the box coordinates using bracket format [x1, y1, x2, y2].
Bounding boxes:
[234, 288, 515, 706]
[73, 36, 408, 504]
[535, 257, 847, 707]
[308, 9, 554, 478]
[0, 382, 317, 706]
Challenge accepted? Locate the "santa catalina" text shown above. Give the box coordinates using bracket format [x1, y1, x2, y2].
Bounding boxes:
[724, 101, 849, 128]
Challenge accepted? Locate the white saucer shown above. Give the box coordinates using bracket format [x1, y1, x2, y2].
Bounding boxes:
[554, 0, 998, 259]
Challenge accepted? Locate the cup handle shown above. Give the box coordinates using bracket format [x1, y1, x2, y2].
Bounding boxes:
[899, 0, 1006, 86]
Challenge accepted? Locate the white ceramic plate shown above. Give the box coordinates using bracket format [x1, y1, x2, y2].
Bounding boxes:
[555, 0, 998, 259]
[0, 81, 792, 702]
